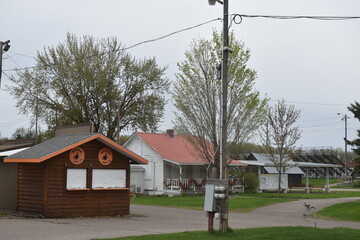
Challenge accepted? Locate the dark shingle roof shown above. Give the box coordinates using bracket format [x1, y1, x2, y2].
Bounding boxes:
[4, 133, 147, 164]
[7, 133, 96, 160]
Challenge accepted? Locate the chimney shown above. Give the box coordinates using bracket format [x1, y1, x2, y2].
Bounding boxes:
[54, 123, 94, 136]
[166, 129, 174, 138]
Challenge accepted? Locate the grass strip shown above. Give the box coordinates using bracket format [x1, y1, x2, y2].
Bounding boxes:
[132, 196, 294, 212]
[317, 200, 360, 222]
[94, 226, 360, 240]
[301, 178, 340, 186]
[242, 191, 360, 199]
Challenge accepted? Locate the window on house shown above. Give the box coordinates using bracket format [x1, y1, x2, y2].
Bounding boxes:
[92, 169, 126, 189]
[66, 169, 87, 190]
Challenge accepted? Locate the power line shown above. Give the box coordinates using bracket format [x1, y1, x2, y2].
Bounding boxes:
[269, 99, 349, 106]
[302, 127, 344, 133]
[2, 18, 221, 73]
[0, 118, 30, 128]
[5, 52, 34, 59]
[299, 122, 341, 129]
[122, 18, 221, 51]
[4, 53, 22, 68]
[298, 116, 340, 123]
[235, 14, 360, 21]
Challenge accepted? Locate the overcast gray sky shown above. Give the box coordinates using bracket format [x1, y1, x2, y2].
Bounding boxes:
[1, 0, 359, 150]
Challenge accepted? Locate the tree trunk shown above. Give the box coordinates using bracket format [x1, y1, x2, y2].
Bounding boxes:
[278, 171, 282, 194]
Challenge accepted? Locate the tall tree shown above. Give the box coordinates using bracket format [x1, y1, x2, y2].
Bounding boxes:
[348, 101, 360, 176]
[8, 33, 169, 140]
[261, 99, 301, 193]
[173, 30, 268, 177]
[12, 127, 34, 140]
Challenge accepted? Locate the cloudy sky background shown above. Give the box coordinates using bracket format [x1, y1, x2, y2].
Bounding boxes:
[1, 0, 359, 150]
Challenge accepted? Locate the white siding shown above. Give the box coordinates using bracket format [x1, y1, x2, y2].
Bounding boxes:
[259, 174, 288, 190]
[130, 166, 145, 193]
[125, 134, 164, 193]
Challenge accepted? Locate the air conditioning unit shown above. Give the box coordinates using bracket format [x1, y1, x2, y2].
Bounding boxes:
[136, 186, 142, 193]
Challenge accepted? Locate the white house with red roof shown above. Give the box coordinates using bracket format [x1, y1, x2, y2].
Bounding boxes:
[124, 129, 246, 195]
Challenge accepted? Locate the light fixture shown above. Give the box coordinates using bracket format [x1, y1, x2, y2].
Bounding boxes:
[1, 40, 10, 52]
[208, 0, 223, 5]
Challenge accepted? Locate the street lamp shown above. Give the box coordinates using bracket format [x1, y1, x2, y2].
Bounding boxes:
[208, 0, 224, 5]
[0, 40, 11, 86]
[337, 113, 350, 177]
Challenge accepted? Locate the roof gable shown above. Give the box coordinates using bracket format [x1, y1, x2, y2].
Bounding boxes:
[246, 153, 304, 175]
[4, 133, 147, 164]
[134, 132, 210, 165]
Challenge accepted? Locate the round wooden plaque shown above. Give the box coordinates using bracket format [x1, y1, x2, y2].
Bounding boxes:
[98, 148, 113, 165]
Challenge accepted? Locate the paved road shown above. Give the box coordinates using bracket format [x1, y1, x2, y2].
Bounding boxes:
[1, 197, 359, 240]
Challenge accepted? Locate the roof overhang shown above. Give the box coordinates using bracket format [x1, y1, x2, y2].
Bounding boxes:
[241, 160, 342, 168]
[296, 162, 343, 168]
[4, 134, 148, 165]
[163, 158, 208, 166]
[0, 147, 29, 157]
[240, 160, 264, 166]
[228, 160, 247, 166]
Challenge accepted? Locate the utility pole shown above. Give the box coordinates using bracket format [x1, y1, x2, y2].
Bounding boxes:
[220, 0, 229, 233]
[0, 40, 11, 87]
[208, 0, 230, 233]
[338, 113, 350, 177]
[344, 114, 349, 177]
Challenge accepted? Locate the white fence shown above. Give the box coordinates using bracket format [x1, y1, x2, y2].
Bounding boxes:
[164, 178, 244, 193]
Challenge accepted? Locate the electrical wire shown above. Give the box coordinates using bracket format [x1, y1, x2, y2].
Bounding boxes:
[229, 13, 360, 30]
[0, 118, 30, 128]
[298, 116, 340, 123]
[299, 122, 343, 129]
[4, 13, 360, 72]
[122, 18, 221, 51]
[4, 53, 22, 68]
[235, 14, 360, 21]
[2, 18, 221, 73]
[302, 127, 346, 133]
[5, 52, 34, 59]
[269, 99, 349, 106]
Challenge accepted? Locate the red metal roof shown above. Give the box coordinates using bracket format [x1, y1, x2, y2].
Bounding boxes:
[136, 132, 211, 165]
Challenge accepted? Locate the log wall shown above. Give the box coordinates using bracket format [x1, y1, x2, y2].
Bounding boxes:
[17, 140, 131, 218]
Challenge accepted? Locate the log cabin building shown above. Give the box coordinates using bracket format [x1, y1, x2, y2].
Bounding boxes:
[4, 132, 147, 218]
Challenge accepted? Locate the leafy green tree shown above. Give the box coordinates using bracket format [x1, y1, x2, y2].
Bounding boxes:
[173, 30, 268, 177]
[8, 33, 169, 140]
[348, 101, 360, 176]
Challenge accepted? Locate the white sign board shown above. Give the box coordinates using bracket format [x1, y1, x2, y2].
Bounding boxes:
[92, 169, 126, 189]
[66, 169, 87, 189]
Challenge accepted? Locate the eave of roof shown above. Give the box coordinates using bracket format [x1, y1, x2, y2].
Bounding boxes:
[135, 132, 210, 165]
[228, 160, 247, 166]
[4, 133, 147, 164]
[0, 147, 29, 157]
[296, 162, 343, 168]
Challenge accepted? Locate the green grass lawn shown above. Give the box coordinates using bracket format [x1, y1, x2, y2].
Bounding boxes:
[94, 226, 360, 240]
[301, 178, 340, 186]
[132, 195, 294, 212]
[133, 191, 360, 212]
[318, 200, 360, 222]
[242, 191, 360, 199]
[331, 181, 360, 189]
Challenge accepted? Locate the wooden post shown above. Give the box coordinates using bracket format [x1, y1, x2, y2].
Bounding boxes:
[208, 212, 214, 233]
[326, 168, 330, 193]
[306, 168, 310, 194]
